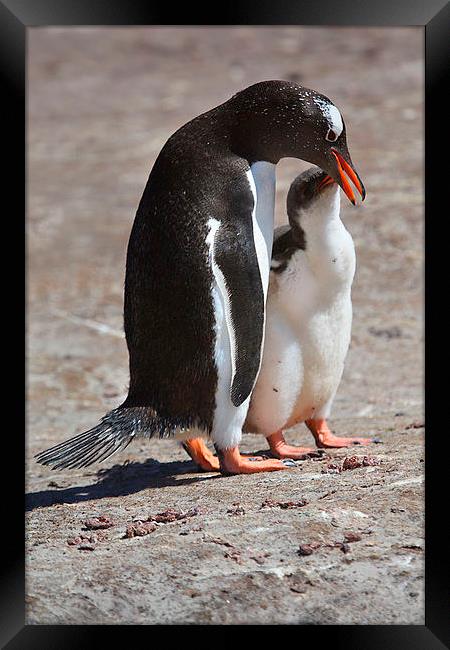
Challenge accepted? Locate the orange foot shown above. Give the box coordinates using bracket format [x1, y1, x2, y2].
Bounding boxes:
[182, 438, 220, 472]
[306, 418, 374, 448]
[215, 445, 296, 475]
[266, 430, 322, 460]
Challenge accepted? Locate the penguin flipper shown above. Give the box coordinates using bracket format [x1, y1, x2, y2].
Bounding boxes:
[210, 218, 266, 408]
[270, 224, 305, 274]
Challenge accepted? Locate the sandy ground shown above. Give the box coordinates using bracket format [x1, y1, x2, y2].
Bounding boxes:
[26, 27, 424, 625]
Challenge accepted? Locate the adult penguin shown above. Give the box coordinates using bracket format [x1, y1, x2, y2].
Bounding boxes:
[35, 80, 365, 476]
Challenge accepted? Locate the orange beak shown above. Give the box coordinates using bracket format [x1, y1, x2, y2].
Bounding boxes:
[331, 149, 366, 205]
[317, 174, 335, 192]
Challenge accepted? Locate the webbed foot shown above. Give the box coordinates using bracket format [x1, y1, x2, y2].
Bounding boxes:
[182, 438, 220, 471]
[215, 445, 294, 475]
[306, 419, 374, 448]
[266, 430, 323, 459]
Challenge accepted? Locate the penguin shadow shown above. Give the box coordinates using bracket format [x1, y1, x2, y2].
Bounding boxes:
[25, 457, 223, 512]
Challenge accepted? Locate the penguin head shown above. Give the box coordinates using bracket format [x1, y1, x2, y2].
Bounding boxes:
[286, 167, 339, 225]
[228, 80, 366, 205]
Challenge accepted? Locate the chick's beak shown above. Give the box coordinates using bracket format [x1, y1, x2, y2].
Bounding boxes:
[331, 149, 366, 205]
[316, 174, 335, 194]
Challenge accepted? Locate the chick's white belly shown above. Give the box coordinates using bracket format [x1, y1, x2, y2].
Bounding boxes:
[246, 276, 352, 436]
[245, 309, 303, 435]
[289, 303, 352, 424]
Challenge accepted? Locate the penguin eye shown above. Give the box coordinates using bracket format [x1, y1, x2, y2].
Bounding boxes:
[326, 128, 338, 142]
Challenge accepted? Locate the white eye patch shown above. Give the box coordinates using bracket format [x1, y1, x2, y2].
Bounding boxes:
[313, 97, 344, 140]
[326, 104, 344, 137]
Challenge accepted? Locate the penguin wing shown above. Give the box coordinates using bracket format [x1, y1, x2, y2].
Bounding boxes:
[272, 225, 293, 257]
[270, 224, 305, 274]
[209, 211, 266, 408]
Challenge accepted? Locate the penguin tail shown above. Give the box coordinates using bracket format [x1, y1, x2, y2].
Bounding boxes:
[34, 407, 142, 470]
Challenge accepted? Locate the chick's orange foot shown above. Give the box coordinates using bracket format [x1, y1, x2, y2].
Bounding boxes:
[306, 418, 373, 448]
[266, 430, 321, 459]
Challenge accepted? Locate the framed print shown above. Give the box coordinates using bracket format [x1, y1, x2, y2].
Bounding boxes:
[2, 0, 448, 646]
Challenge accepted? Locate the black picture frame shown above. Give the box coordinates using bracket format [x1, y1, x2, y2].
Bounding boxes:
[3, 0, 448, 646]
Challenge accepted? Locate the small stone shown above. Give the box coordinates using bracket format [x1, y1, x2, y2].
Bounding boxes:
[148, 508, 199, 523]
[84, 516, 114, 530]
[224, 549, 242, 564]
[342, 455, 380, 470]
[298, 543, 319, 556]
[124, 521, 157, 538]
[363, 456, 381, 467]
[322, 462, 342, 474]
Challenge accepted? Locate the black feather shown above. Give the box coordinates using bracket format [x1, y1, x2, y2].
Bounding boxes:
[34, 407, 208, 470]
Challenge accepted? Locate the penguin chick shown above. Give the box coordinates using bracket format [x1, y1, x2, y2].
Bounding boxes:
[244, 166, 374, 457]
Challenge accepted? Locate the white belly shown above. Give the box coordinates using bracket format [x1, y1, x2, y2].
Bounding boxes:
[246, 226, 355, 436]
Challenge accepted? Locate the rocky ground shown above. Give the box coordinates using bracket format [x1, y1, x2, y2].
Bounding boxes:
[27, 27, 424, 625]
